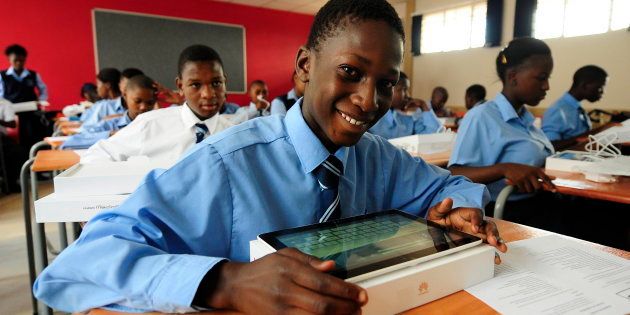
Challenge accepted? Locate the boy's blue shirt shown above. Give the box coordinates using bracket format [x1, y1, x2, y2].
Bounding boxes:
[449, 93, 554, 201]
[81, 111, 132, 134]
[80, 97, 125, 127]
[34, 99, 489, 313]
[541, 92, 592, 141]
[369, 109, 441, 139]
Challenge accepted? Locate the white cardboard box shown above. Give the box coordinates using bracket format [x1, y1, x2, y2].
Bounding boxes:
[388, 133, 455, 155]
[34, 193, 128, 223]
[11, 101, 38, 113]
[53, 159, 170, 196]
[545, 150, 609, 172]
[250, 239, 494, 315]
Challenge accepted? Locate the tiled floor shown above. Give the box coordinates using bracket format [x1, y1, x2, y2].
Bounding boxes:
[0, 181, 65, 315]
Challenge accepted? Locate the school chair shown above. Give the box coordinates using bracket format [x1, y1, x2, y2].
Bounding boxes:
[493, 185, 515, 220]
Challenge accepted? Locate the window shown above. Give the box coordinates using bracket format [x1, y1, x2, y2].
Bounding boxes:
[420, 2, 487, 54]
[534, 0, 630, 39]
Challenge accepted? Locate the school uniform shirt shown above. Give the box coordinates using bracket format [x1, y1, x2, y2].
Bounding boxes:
[0, 102, 16, 135]
[80, 97, 125, 127]
[80, 111, 132, 134]
[449, 93, 554, 201]
[221, 102, 240, 115]
[229, 101, 271, 124]
[411, 105, 443, 130]
[80, 103, 235, 165]
[541, 92, 592, 141]
[33, 99, 489, 313]
[369, 108, 440, 139]
[0, 66, 48, 101]
[270, 88, 299, 116]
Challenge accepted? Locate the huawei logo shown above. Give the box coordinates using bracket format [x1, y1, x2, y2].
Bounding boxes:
[418, 281, 429, 295]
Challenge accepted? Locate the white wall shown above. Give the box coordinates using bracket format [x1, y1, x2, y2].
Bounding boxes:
[412, 0, 630, 110]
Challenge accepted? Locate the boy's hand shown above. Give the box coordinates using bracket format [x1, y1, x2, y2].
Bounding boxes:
[206, 248, 368, 314]
[427, 198, 507, 254]
[501, 163, 556, 193]
[255, 98, 270, 111]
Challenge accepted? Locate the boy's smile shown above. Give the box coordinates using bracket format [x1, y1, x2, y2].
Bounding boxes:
[298, 19, 403, 152]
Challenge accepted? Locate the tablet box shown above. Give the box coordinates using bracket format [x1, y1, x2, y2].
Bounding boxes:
[545, 150, 611, 172]
[53, 159, 170, 196]
[388, 133, 455, 155]
[11, 101, 38, 113]
[34, 193, 128, 223]
[250, 240, 494, 315]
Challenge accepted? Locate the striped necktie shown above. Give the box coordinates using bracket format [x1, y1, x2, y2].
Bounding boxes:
[314, 155, 343, 223]
[195, 123, 209, 143]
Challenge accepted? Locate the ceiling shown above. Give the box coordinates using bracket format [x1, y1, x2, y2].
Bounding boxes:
[213, 0, 408, 15]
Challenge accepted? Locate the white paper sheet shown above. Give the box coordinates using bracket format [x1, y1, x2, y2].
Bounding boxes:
[466, 235, 630, 314]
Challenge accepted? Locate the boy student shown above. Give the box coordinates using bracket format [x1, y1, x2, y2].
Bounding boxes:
[79, 45, 234, 165]
[34, 1, 506, 313]
[429, 86, 453, 117]
[118, 68, 144, 94]
[270, 71, 306, 115]
[465, 84, 486, 110]
[80, 68, 124, 127]
[369, 71, 442, 139]
[230, 79, 271, 123]
[542, 65, 607, 150]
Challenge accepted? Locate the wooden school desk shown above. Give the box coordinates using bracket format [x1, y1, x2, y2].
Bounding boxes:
[545, 169, 630, 204]
[84, 218, 629, 315]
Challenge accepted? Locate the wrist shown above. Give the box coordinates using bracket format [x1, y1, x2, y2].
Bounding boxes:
[203, 261, 240, 310]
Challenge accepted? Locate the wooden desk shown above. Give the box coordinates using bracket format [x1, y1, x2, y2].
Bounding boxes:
[32, 150, 80, 172]
[85, 219, 629, 315]
[43, 136, 69, 149]
[545, 169, 630, 204]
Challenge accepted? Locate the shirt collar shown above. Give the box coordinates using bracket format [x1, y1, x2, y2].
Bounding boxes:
[561, 92, 581, 109]
[284, 99, 347, 174]
[249, 102, 257, 111]
[384, 109, 396, 124]
[114, 97, 124, 112]
[287, 88, 298, 100]
[180, 102, 219, 132]
[494, 93, 535, 126]
[117, 111, 133, 128]
[6, 67, 30, 79]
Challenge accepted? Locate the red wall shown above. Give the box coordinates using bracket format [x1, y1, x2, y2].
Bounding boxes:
[0, 0, 313, 110]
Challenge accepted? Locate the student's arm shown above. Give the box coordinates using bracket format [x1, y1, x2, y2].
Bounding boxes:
[34, 144, 366, 314]
[35, 73, 48, 101]
[269, 98, 287, 116]
[80, 117, 144, 162]
[449, 164, 555, 194]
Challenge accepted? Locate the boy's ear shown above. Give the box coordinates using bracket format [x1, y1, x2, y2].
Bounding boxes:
[175, 76, 184, 96]
[295, 46, 311, 84]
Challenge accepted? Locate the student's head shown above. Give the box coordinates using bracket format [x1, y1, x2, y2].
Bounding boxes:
[430, 87, 448, 111]
[292, 71, 306, 97]
[391, 71, 410, 110]
[570, 65, 607, 103]
[176, 44, 226, 120]
[123, 75, 157, 120]
[297, 0, 404, 151]
[5, 44, 27, 71]
[80, 83, 100, 103]
[96, 68, 121, 99]
[465, 84, 486, 110]
[248, 80, 268, 103]
[496, 37, 552, 107]
[119, 68, 144, 94]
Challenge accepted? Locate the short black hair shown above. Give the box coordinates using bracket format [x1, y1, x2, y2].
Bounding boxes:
[178, 45, 224, 77]
[80, 82, 97, 97]
[249, 80, 266, 89]
[466, 84, 486, 101]
[571, 65, 607, 89]
[5, 44, 27, 57]
[97, 68, 121, 94]
[126, 74, 156, 93]
[496, 37, 551, 82]
[121, 68, 144, 79]
[433, 86, 448, 98]
[306, 0, 405, 52]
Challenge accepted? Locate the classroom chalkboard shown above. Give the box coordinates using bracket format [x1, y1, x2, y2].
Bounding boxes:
[93, 9, 246, 92]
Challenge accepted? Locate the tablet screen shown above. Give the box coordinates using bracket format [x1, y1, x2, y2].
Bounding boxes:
[259, 210, 481, 279]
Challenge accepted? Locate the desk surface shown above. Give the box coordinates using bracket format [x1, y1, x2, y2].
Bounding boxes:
[412, 150, 451, 167]
[85, 219, 629, 315]
[546, 169, 630, 204]
[31, 150, 80, 172]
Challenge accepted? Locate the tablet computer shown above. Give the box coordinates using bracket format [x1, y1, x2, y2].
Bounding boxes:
[258, 209, 482, 282]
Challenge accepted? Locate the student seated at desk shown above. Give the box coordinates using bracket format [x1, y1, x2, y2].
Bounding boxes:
[465, 84, 486, 110]
[80, 68, 124, 128]
[369, 71, 442, 139]
[33, 1, 506, 313]
[230, 80, 271, 123]
[542, 65, 607, 150]
[428, 86, 453, 118]
[448, 37, 560, 230]
[80, 45, 234, 164]
[118, 68, 144, 94]
[270, 71, 306, 115]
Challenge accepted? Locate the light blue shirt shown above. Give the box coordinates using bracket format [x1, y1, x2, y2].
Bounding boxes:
[270, 88, 299, 116]
[411, 105, 443, 131]
[449, 93, 554, 201]
[80, 97, 125, 127]
[81, 111, 132, 134]
[221, 102, 239, 114]
[0, 67, 48, 101]
[34, 100, 489, 313]
[542, 92, 592, 141]
[369, 109, 441, 139]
